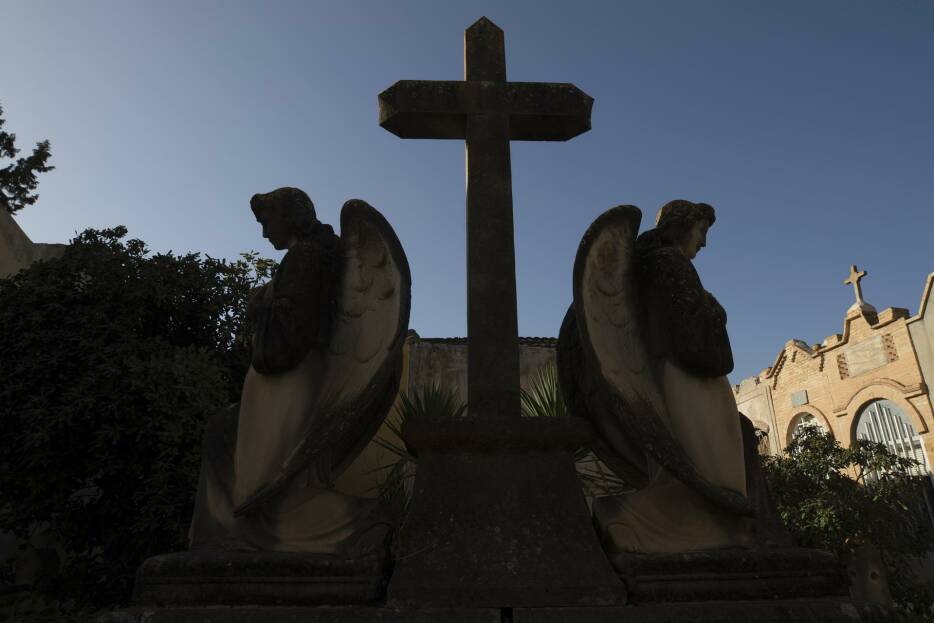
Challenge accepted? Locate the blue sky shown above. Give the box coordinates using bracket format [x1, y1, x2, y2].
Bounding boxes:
[3, 0, 933, 383]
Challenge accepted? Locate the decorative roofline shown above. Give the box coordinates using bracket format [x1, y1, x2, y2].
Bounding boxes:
[733, 273, 927, 394]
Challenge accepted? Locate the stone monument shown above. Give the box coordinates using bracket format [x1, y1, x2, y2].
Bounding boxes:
[555, 202, 859, 620]
[121, 19, 863, 623]
[379, 16, 626, 608]
[133, 189, 413, 609]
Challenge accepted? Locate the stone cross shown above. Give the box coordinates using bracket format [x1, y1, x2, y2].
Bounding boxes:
[844, 264, 868, 305]
[378, 17, 592, 420]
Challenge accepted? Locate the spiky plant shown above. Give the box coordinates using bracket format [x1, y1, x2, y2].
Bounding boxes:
[520, 361, 568, 419]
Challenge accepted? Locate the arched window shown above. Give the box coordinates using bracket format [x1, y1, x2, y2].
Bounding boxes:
[789, 412, 825, 443]
[855, 399, 929, 477]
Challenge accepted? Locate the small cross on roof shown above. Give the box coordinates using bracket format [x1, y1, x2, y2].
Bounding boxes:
[844, 264, 867, 305]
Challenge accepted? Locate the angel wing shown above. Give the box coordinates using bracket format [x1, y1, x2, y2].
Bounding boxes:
[560, 205, 751, 516]
[234, 199, 411, 516]
[557, 305, 649, 489]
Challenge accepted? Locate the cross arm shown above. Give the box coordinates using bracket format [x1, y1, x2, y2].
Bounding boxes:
[378, 80, 593, 141]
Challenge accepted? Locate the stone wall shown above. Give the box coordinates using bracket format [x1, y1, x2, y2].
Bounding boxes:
[733, 376, 779, 455]
[0, 209, 66, 279]
[908, 274, 934, 405]
[405, 336, 557, 405]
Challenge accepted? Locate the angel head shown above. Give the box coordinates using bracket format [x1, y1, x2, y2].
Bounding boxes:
[250, 187, 320, 251]
[654, 199, 716, 261]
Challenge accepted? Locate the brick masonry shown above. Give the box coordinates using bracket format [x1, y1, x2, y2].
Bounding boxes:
[734, 271, 934, 466]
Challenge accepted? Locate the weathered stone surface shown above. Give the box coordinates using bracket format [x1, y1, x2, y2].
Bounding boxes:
[841, 334, 888, 377]
[511, 599, 860, 622]
[465, 104, 520, 421]
[97, 606, 501, 623]
[387, 418, 625, 608]
[379, 81, 593, 141]
[558, 204, 757, 556]
[378, 16, 592, 422]
[612, 547, 845, 603]
[187, 194, 410, 555]
[377, 17, 617, 609]
[135, 550, 390, 607]
[100, 599, 862, 623]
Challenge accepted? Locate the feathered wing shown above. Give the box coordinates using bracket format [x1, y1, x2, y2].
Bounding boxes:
[566, 205, 750, 516]
[557, 305, 650, 489]
[234, 199, 411, 516]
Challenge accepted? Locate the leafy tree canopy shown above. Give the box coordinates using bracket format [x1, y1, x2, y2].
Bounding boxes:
[0, 103, 54, 215]
[0, 227, 274, 606]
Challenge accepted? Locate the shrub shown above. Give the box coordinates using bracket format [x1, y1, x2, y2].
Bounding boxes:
[0, 227, 273, 606]
[762, 426, 934, 614]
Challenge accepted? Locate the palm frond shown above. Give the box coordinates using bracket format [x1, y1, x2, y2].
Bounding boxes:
[520, 362, 567, 419]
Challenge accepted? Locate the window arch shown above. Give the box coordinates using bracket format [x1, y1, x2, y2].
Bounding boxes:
[789, 412, 826, 442]
[855, 399, 929, 476]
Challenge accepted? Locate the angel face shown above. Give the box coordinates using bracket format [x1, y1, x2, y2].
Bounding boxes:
[679, 219, 709, 261]
[257, 212, 297, 251]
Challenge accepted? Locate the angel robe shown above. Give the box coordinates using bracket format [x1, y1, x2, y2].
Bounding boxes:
[189, 228, 389, 554]
[593, 242, 753, 553]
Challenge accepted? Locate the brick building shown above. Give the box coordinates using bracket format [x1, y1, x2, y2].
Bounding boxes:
[734, 267, 934, 475]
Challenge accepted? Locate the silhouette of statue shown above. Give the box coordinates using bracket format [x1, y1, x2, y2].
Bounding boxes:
[559, 201, 788, 554]
[189, 188, 411, 556]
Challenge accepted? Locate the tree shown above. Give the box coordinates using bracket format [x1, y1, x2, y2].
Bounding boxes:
[0, 103, 54, 215]
[0, 227, 274, 607]
[762, 426, 934, 615]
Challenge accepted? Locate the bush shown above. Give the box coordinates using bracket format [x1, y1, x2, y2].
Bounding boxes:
[0, 227, 273, 606]
[762, 426, 934, 614]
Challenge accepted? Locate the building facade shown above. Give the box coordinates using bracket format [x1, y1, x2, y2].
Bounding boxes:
[734, 267, 934, 477]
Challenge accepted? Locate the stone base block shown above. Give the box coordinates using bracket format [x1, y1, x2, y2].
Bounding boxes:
[512, 599, 860, 622]
[134, 550, 390, 607]
[96, 606, 501, 623]
[99, 599, 861, 623]
[388, 417, 625, 608]
[613, 547, 846, 603]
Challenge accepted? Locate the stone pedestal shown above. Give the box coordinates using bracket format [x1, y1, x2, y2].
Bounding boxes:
[386, 417, 626, 608]
[511, 599, 860, 622]
[99, 606, 501, 623]
[501, 547, 858, 623]
[135, 550, 390, 607]
[613, 547, 845, 603]
[123, 500, 861, 622]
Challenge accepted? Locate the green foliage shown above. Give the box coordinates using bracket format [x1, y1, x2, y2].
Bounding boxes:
[0, 227, 275, 606]
[763, 426, 934, 612]
[0, 103, 54, 215]
[520, 362, 567, 419]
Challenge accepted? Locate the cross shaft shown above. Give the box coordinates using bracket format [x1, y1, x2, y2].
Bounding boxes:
[378, 17, 592, 420]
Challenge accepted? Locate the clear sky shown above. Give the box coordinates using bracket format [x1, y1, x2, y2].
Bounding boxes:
[3, 0, 933, 383]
